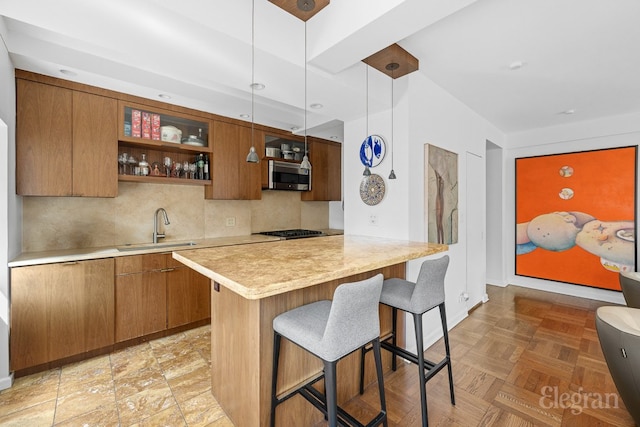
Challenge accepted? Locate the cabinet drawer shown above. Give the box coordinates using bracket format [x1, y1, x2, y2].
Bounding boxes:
[115, 253, 167, 275]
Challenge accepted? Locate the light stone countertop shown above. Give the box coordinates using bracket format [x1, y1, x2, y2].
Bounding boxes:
[8, 235, 281, 267]
[173, 234, 448, 300]
[8, 229, 345, 267]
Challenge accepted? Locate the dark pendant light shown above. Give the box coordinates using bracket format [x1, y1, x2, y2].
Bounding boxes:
[363, 64, 371, 176]
[387, 62, 398, 179]
[299, 20, 312, 170]
[246, 0, 260, 163]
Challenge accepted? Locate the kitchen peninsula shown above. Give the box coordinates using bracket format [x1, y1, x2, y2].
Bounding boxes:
[173, 235, 447, 427]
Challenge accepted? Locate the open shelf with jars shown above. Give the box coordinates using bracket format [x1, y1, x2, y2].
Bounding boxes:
[264, 134, 307, 162]
[118, 101, 212, 185]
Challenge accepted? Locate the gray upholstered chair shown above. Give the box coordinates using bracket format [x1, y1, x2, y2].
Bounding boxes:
[619, 272, 640, 308]
[270, 274, 387, 427]
[595, 306, 640, 425]
[360, 255, 454, 427]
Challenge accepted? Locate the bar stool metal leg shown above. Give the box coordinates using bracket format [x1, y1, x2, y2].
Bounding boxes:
[414, 313, 429, 427]
[270, 332, 282, 427]
[372, 339, 388, 427]
[324, 360, 338, 427]
[391, 307, 398, 371]
[440, 304, 455, 405]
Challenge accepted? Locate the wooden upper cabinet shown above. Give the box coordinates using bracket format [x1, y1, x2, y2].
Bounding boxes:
[16, 78, 118, 197]
[206, 120, 262, 200]
[73, 91, 118, 197]
[302, 139, 342, 201]
[16, 79, 73, 196]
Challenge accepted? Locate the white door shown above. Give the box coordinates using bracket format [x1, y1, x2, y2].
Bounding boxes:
[465, 151, 486, 308]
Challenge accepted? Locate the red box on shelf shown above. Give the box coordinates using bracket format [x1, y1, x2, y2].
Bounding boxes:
[131, 109, 141, 138]
[141, 112, 151, 139]
[151, 114, 161, 140]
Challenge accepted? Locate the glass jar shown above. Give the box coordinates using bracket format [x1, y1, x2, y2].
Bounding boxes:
[139, 153, 150, 176]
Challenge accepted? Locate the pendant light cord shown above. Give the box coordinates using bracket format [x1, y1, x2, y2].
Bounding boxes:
[388, 67, 396, 179]
[390, 74, 393, 168]
[366, 65, 369, 137]
[299, 19, 311, 170]
[251, 0, 255, 149]
[362, 64, 371, 176]
[246, 0, 259, 163]
[304, 20, 307, 155]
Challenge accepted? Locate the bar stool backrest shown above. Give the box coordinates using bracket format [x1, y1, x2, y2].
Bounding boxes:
[409, 255, 450, 314]
[322, 273, 384, 361]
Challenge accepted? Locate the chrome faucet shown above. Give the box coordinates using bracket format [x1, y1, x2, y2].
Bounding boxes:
[153, 208, 170, 244]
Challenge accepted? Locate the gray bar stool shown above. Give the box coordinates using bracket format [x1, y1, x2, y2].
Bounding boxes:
[595, 306, 640, 425]
[359, 255, 454, 427]
[619, 272, 640, 308]
[270, 274, 388, 427]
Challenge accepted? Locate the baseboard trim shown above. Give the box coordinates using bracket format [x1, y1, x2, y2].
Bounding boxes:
[0, 372, 14, 391]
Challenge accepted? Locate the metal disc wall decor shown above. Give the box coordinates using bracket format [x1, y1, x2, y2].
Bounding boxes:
[360, 173, 386, 205]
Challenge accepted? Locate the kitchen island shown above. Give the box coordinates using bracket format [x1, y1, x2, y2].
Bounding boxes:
[173, 235, 447, 427]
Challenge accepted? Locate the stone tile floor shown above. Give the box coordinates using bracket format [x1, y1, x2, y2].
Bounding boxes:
[0, 325, 234, 426]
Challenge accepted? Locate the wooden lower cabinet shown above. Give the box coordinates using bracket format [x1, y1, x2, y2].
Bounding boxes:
[115, 254, 167, 342]
[10, 258, 115, 372]
[10, 253, 210, 373]
[115, 253, 210, 342]
[167, 257, 211, 328]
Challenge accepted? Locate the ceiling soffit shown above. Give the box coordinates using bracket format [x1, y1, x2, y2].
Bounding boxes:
[268, 0, 330, 21]
[362, 43, 419, 79]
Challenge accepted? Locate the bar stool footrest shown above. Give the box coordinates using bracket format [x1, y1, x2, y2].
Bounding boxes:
[276, 372, 386, 427]
[380, 340, 450, 382]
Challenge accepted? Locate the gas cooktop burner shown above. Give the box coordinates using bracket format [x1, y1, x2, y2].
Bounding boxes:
[259, 229, 325, 239]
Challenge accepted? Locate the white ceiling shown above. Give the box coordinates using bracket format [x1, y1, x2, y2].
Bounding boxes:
[1, 0, 639, 142]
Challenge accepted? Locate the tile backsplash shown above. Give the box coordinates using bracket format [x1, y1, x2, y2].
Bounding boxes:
[22, 183, 330, 252]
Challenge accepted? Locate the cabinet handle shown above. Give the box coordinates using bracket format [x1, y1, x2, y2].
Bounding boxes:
[160, 268, 175, 273]
[62, 261, 79, 266]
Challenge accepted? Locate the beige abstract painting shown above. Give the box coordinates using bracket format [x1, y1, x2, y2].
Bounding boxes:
[425, 144, 458, 244]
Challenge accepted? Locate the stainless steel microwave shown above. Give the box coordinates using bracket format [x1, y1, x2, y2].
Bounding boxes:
[267, 160, 311, 191]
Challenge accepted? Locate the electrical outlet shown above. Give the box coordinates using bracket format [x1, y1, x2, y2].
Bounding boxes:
[225, 217, 236, 227]
[368, 214, 378, 226]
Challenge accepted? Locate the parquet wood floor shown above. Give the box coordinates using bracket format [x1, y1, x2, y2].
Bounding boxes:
[337, 284, 635, 427]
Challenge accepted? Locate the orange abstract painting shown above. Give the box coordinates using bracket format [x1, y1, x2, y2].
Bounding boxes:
[515, 146, 637, 291]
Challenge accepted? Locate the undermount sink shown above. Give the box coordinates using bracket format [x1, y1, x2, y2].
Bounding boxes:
[117, 241, 198, 252]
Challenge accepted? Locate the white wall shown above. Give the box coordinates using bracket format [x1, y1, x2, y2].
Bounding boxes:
[343, 70, 504, 352]
[504, 112, 640, 304]
[0, 17, 19, 390]
[486, 144, 506, 286]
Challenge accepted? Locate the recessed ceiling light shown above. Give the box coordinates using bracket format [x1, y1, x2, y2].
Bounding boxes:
[560, 109, 576, 115]
[330, 136, 339, 140]
[158, 94, 172, 100]
[291, 126, 300, 131]
[310, 103, 323, 109]
[508, 61, 526, 70]
[59, 69, 77, 77]
[240, 114, 250, 119]
[250, 83, 265, 90]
